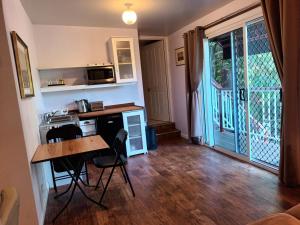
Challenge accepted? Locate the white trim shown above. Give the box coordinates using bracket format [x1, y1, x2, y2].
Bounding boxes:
[40, 82, 137, 93]
[181, 133, 189, 139]
[40, 187, 49, 225]
[139, 35, 166, 40]
[205, 7, 263, 39]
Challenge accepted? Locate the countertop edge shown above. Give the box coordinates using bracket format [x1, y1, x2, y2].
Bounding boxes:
[77, 105, 144, 118]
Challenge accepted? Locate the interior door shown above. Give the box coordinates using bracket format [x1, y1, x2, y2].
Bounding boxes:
[140, 40, 170, 122]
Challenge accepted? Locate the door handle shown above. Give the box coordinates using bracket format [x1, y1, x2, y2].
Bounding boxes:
[239, 88, 246, 101]
[279, 88, 282, 102]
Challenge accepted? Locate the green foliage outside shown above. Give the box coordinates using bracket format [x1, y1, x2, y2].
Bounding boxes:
[209, 41, 281, 89]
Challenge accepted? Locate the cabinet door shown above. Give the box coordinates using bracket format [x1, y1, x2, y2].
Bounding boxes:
[123, 110, 147, 157]
[112, 38, 137, 83]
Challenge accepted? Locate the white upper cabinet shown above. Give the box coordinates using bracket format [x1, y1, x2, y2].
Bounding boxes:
[109, 37, 137, 83]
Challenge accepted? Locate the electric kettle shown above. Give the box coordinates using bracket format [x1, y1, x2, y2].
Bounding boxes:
[75, 99, 89, 113]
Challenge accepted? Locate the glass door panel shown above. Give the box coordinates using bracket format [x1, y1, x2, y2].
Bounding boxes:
[246, 20, 281, 167]
[117, 49, 132, 64]
[115, 40, 134, 80]
[116, 41, 130, 49]
[209, 31, 236, 152]
[233, 29, 248, 156]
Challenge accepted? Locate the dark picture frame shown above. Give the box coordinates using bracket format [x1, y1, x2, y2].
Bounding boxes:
[175, 47, 185, 66]
[11, 31, 34, 98]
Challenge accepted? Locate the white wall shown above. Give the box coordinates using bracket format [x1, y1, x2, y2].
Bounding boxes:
[33, 25, 145, 112]
[167, 0, 259, 138]
[2, 0, 48, 224]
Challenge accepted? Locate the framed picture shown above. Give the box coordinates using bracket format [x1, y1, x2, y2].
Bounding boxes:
[175, 47, 185, 66]
[11, 31, 34, 98]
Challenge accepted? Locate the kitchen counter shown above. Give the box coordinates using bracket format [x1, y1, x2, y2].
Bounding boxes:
[77, 103, 144, 119]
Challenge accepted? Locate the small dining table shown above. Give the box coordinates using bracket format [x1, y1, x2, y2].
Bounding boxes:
[31, 135, 110, 222]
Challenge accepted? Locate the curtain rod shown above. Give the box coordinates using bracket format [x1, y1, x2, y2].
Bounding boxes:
[183, 1, 261, 36]
[204, 2, 261, 30]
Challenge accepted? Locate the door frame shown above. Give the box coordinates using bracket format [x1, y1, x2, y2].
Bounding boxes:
[139, 35, 174, 122]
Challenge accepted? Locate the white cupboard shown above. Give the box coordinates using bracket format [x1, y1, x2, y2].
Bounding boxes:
[109, 37, 137, 83]
[122, 110, 147, 157]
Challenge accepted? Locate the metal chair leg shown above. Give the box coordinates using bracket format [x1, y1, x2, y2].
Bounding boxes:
[84, 162, 90, 185]
[120, 166, 127, 183]
[122, 164, 135, 197]
[95, 168, 105, 190]
[52, 166, 80, 223]
[99, 166, 116, 204]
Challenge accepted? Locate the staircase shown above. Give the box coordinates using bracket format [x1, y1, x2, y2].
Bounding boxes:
[148, 121, 181, 142]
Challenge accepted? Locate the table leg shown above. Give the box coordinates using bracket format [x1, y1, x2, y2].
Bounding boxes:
[63, 158, 107, 208]
[52, 158, 107, 223]
[52, 161, 79, 223]
[54, 179, 74, 199]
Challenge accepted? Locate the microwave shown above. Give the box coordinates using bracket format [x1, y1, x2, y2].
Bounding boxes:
[87, 65, 116, 85]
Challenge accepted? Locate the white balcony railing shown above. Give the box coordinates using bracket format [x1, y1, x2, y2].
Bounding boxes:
[211, 85, 281, 142]
[212, 86, 234, 131]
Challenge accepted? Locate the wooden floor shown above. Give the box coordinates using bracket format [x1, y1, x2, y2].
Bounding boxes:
[44, 138, 300, 225]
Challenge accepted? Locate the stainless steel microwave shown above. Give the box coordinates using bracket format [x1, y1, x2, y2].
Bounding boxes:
[87, 65, 116, 85]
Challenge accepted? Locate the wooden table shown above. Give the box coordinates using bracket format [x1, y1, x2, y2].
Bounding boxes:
[31, 135, 109, 222]
[31, 135, 109, 164]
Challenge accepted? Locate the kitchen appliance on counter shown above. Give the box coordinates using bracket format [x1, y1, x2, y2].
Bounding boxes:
[87, 65, 115, 85]
[79, 119, 97, 136]
[75, 99, 90, 113]
[90, 101, 104, 111]
[39, 113, 79, 144]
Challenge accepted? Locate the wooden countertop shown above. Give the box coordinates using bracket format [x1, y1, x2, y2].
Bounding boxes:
[31, 136, 109, 164]
[77, 105, 143, 118]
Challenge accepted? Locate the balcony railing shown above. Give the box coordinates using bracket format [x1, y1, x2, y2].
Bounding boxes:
[212, 85, 234, 131]
[212, 84, 281, 143]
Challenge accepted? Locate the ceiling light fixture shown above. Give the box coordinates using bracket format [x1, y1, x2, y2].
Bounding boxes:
[122, 3, 137, 25]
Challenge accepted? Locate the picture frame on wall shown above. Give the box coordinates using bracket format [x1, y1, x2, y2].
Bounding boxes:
[11, 31, 35, 98]
[175, 47, 185, 66]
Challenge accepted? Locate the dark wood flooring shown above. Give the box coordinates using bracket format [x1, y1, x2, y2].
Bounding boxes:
[44, 138, 300, 225]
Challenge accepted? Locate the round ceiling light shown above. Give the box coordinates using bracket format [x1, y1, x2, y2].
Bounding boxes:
[122, 3, 137, 25]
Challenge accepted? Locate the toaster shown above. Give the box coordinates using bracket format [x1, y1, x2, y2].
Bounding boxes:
[90, 101, 104, 111]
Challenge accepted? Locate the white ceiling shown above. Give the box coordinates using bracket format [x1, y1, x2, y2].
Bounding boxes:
[20, 0, 234, 36]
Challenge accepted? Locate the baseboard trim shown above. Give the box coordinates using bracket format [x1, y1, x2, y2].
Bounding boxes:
[181, 133, 188, 139]
[40, 185, 49, 225]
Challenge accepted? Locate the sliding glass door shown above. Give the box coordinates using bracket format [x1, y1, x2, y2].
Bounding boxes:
[246, 20, 281, 167]
[207, 18, 281, 169]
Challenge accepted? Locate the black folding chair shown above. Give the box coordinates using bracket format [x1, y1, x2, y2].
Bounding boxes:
[46, 124, 90, 196]
[92, 129, 135, 204]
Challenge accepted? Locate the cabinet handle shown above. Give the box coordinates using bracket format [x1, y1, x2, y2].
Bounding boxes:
[107, 121, 114, 124]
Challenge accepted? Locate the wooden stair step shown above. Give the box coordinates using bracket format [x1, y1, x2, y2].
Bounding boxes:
[149, 122, 176, 134]
[157, 130, 181, 142]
